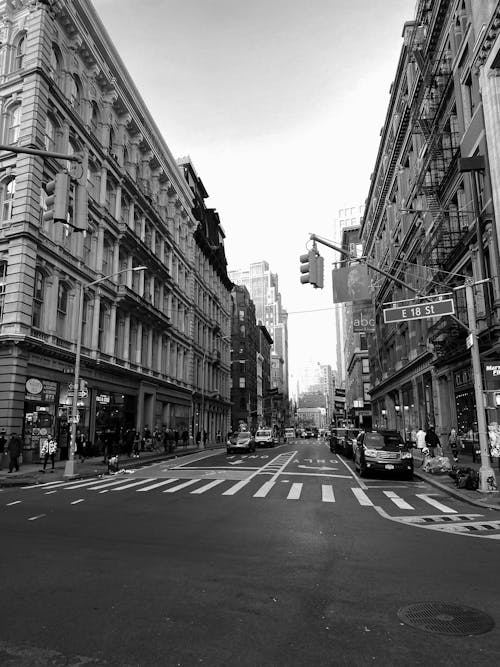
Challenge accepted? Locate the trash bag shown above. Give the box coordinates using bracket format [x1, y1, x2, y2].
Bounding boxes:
[454, 466, 479, 490]
[426, 456, 452, 474]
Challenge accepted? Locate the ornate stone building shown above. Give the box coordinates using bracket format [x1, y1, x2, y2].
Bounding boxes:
[0, 0, 232, 458]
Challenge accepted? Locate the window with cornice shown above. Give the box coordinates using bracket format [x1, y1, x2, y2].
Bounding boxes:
[12, 33, 26, 71]
[7, 105, 21, 144]
[56, 282, 69, 338]
[50, 44, 62, 84]
[0, 177, 16, 221]
[69, 75, 82, 114]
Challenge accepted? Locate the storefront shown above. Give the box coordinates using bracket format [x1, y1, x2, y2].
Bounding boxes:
[23, 377, 58, 463]
[454, 366, 477, 435]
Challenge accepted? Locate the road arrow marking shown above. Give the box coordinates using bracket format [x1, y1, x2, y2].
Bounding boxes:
[228, 460, 243, 465]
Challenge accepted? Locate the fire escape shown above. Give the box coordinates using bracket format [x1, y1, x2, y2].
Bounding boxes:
[407, 4, 470, 362]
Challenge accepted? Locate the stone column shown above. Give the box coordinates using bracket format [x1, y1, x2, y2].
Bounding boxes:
[112, 240, 120, 277]
[127, 255, 133, 288]
[107, 304, 117, 356]
[156, 335, 163, 373]
[123, 314, 130, 362]
[147, 326, 153, 369]
[136, 322, 143, 365]
[91, 292, 101, 351]
[99, 166, 107, 207]
[96, 224, 105, 275]
[115, 183, 122, 222]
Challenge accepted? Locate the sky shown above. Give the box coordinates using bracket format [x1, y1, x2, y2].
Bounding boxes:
[92, 0, 416, 386]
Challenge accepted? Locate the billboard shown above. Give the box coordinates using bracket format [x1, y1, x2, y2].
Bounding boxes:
[352, 299, 375, 333]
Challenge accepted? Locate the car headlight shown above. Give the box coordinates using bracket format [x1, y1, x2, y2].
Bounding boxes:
[401, 452, 413, 459]
[363, 448, 379, 457]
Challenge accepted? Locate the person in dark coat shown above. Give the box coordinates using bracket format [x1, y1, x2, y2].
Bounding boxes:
[425, 426, 440, 458]
[181, 429, 189, 447]
[8, 432, 22, 473]
[203, 430, 208, 447]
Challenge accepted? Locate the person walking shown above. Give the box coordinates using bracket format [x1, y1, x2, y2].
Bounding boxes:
[41, 435, 57, 472]
[7, 432, 22, 473]
[425, 426, 440, 457]
[416, 427, 426, 451]
[181, 429, 189, 447]
[448, 427, 462, 462]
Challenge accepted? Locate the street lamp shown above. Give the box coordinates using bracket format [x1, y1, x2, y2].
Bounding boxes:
[64, 265, 147, 478]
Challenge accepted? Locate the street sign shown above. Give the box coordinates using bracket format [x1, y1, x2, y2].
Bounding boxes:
[466, 333, 473, 349]
[383, 298, 455, 324]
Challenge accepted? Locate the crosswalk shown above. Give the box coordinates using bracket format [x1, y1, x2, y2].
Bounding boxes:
[17, 475, 465, 513]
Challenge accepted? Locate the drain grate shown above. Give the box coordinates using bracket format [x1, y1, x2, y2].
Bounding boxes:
[398, 602, 495, 635]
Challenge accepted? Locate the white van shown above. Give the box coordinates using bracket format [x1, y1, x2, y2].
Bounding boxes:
[284, 428, 295, 442]
[254, 429, 276, 448]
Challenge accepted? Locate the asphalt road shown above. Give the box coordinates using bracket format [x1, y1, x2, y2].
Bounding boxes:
[1, 438, 500, 666]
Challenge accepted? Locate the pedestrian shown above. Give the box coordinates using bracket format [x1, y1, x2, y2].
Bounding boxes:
[133, 431, 141, 458]
[40, 435, 57, 472]
[195, 430, 201, 445]
[0, 429, 6, 454]
[75, 430, 86, 463]
[203, 430, 208, 447]
[425, 426, 440, 457]
[416, 427, 426, 451]
[125, 429, 135, 458]
[7, 432, 22, 473]
[181, 429, 189, 447]
[216, 430, 221, 444]
[173, 429, 179, 448]
[448, 427, 462, 462]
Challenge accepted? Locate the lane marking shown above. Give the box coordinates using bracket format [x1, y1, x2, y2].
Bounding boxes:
[99, 489, 109, 494]
[190, 479, 224, 494]
[44, 490, 58, 495]
[222, 478, 251, 495]
[253, 481, 275, 498]
[136, 479, 180, 492]
[321, 485, 335, 503]
[287, 483, 302, 500]
[111, 479, 158, 491]
[28, 514, 46, 521]
[352, 488, 373, 506]
[336, 456, 365, 488]
[6, 500, 22, 506]
[163, 479, 201, 493]
[70, 499, 85, 505]
[416, 494, 456, 514]
[384, 491, 414, 510]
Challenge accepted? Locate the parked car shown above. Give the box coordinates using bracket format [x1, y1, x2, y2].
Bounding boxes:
[344, 428, 360, 459]
[254, 429, 276, 448]
[329, 427, 348, 454]
[354, 430, 413, 479]
[227, 431, 256, 455]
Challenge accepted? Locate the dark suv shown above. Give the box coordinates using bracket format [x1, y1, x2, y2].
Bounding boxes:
[354, 430, 413, 479]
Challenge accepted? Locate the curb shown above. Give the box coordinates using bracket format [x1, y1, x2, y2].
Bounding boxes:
[0, 444, 225, 489]
[413, 469, 500, 511]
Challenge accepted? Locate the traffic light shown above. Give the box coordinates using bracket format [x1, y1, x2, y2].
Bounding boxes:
[43, 172, 70, 224]
[300, 250, 324, 288]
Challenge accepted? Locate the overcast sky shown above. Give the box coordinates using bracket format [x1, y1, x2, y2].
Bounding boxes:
[92, 0, 416, 386]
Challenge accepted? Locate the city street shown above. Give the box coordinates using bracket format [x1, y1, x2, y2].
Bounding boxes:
[1, 438, 499, 666]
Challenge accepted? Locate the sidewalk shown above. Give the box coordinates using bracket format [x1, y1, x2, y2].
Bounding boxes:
[0, 442, 225, 488]
[413, 448, 500, 511]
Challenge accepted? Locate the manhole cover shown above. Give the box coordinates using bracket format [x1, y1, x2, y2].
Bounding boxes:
[398, 602, 495, 635]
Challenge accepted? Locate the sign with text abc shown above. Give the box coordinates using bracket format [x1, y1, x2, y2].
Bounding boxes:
[383, 298, 455, 324]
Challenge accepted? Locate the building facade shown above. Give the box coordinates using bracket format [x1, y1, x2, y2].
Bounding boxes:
[361, 0, 500, 442]
[229, 260, 289, 425]
[230, 285, 258, 431]
[0, 0, 231, 458]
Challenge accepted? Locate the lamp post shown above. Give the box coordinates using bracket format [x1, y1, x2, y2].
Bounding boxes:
[64, 266, 147, 478]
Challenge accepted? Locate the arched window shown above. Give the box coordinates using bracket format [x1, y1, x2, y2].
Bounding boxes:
[69, 74, 82, 113]
[44, 114, 57, 151]
[90, 101, 100, 136]
[50, 44, 62, 83]
[7, 105, 21, 144]
[108, 126, 115, 154]
[0, 178, 16, 221]
[32, 269, 45, 328]
[13, 33, 26, 71]
[56, 281, 69, 338]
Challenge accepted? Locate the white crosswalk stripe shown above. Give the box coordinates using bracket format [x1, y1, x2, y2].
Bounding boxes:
[384, 491, 414, 510]
[190, 479, 224, 494]
[222, 479, 251, 496]
[321, 485, 335, 503]
[137, 479, 180, 492]
[163, 479, 201, 493]
[416, 494, 456, 513]
[351, 488, 373, 506]
[86, 478, 140, 491]
[253, 481, 275, 498]
[111, 479, 157, 491]
[287, 483, 302, 500]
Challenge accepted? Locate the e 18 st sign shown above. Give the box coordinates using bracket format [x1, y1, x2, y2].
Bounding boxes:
[383, 298, 455, 324]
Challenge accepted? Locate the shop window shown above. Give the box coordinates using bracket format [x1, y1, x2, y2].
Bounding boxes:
[0, 177, 16, 221]
[0, 261, 7, 321]
[7, 105, 21, 144]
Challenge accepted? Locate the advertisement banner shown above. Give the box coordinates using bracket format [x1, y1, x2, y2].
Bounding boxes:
[352, 299, 375, 333]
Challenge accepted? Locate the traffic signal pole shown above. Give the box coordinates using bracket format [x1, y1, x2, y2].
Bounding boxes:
[306, 232, 497, 493]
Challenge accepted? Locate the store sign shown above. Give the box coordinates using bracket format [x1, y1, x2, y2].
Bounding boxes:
[383, 298, 455, 323]
[484, 363, 500, 390]
[96, 394, 110, 404]
[353, 300, 375, 333]
[25, 378, 57, 403]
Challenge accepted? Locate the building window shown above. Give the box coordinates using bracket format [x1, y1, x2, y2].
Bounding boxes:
[239, 377, 245, 388]
[0, 177, 16, 221]
[56, 282, 68, 337]
[31, 269, 45, 329]
[69, 75, 82, 114]
[50, 44, 62, 83]
[90, 101, 100, 137]
[7, 105, 21, 144]
[13, 33, 26, 71]
[363, 382, 371, 402]
[362, 358, 370, 374]
[44, 114, 57, 152]
[0, 262, 7, 321]
[98, 305, 107, 351]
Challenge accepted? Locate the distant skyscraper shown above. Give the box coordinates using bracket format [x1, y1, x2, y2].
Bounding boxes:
[333, 205, 364, 385]
[229, 261, 289, 412]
